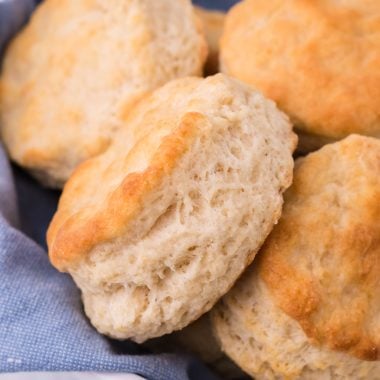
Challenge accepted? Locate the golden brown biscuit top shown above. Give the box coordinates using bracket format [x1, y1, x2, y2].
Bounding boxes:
[259, 135, 380, 361]
[221, 0, 380, 140]
[48, 74, 294, 272]
[47, 77, 203, 271]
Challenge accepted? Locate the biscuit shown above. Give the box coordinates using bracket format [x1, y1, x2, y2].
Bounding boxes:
[212, 135, 380, 379]
[47, 74, 296, 342]
[144, 313, 245, 380]
[194, 6, 225, 75]
[221, 0, 380, 153]
[146, 314, 245, 379]
[0, 0, 207, 188]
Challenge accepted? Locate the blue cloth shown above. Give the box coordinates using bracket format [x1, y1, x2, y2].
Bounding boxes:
[0, 0, 35, 56]
[1, 151, 220, 380]
[0, 0, 240, 378]
[192, 0, 238, 10]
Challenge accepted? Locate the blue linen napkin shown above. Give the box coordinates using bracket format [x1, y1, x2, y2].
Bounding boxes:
[0, 0, 239, 378]
[0, 0, 35, 56]
[0, 143, 221, 379]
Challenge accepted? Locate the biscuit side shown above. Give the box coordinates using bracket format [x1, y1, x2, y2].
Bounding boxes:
[212, 267, 380, 380]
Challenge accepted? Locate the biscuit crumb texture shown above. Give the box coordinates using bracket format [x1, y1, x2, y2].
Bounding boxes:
[48, 74, 296, 342]
[0, 0, 207, 187]
[212, 135, 380, 379]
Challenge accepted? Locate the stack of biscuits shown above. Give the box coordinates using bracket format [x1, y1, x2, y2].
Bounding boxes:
[0, 1, 379, 379]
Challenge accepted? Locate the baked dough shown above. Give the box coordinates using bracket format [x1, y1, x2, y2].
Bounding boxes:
[212, 135, 380, 379]
[0, 0, 207, 187]
[221, 0, 380, 153]
[48, 74, 296, 342]
[146, 314, 245, 379]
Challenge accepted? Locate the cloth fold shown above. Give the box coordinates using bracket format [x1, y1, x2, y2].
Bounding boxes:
[0, 145, 18, 227]
[0, 0, 35, 56]
[0, 146, 219, 380]
[0, 1, 237, 378]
